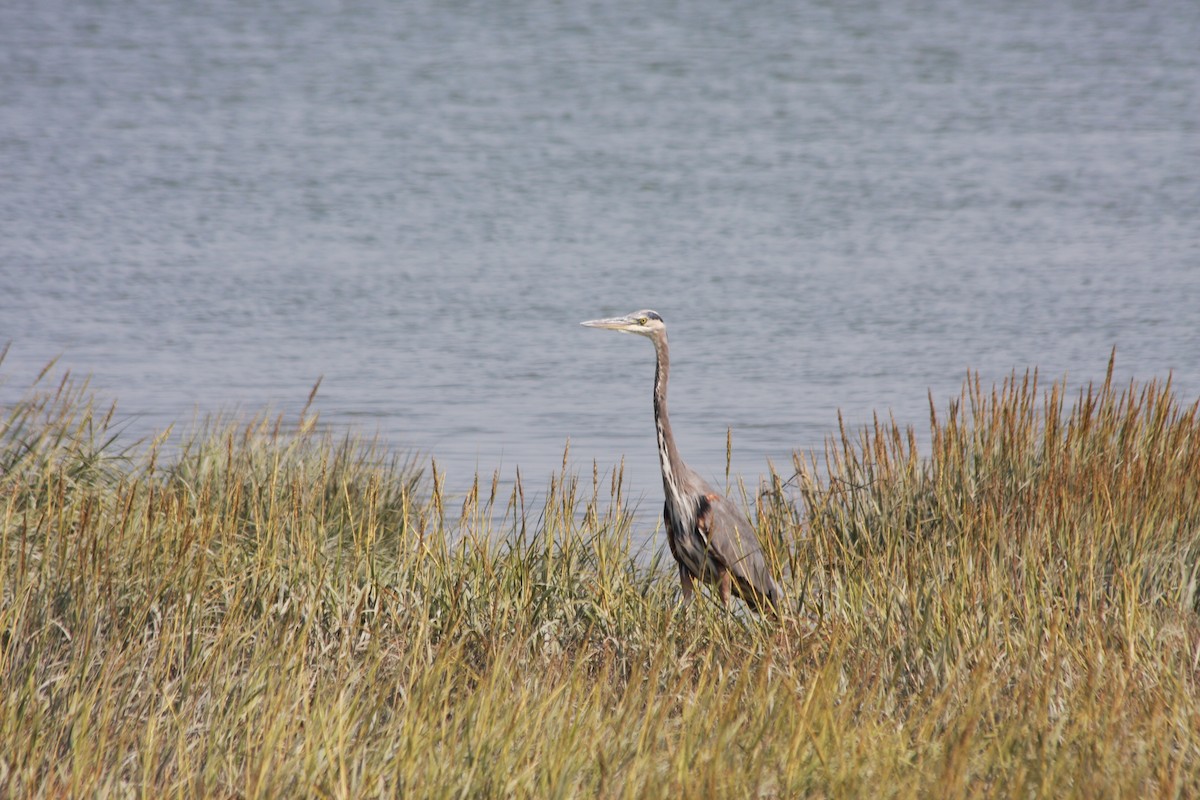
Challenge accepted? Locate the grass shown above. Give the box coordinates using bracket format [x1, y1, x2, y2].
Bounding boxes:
[1, 355, 1199, 798]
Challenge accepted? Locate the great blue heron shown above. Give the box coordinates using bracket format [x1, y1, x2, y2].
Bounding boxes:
[582, 310, 784, 614]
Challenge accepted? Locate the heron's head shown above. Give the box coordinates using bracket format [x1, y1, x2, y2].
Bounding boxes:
[580, 310, 665, 340]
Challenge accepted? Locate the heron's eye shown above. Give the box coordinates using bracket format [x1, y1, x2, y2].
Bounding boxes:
[638, 317, 648, 325]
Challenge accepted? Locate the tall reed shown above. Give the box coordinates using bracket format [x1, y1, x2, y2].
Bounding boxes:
[1, 358, 1197, 798]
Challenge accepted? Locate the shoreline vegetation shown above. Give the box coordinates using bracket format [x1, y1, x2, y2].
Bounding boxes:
[2, 357, 1198, 797]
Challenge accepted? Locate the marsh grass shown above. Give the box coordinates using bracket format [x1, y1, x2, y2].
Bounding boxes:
[2, 357, 1199, 798]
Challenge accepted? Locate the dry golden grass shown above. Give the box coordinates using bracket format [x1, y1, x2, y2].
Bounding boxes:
[1, 356, 1198, 798]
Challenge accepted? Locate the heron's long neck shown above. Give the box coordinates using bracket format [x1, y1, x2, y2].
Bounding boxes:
[652, 335, 688, 513]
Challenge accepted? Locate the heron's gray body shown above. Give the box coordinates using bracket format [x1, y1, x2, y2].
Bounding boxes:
[582, 310, 784, 613]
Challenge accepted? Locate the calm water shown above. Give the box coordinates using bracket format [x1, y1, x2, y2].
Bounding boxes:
[3, 0, 1199, 534]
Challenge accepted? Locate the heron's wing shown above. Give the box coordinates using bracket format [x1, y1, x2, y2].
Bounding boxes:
[696, 492, 782, 611]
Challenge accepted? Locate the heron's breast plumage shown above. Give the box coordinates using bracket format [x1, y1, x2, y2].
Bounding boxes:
[663, 493, 722, 582]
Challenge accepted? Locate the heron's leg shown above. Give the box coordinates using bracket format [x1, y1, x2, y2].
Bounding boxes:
[718, 567, 731, 606]
[678, 563, 696, 606]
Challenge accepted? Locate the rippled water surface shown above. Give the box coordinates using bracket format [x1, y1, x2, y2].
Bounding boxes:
[3, 0, 1199, 531]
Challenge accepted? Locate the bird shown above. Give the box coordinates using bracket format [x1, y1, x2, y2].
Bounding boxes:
[581, 310, 784, 614]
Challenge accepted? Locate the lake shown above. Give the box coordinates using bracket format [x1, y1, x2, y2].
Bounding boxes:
[3, 0, 1198, 541]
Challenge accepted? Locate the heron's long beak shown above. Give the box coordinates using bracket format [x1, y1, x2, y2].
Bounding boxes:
[580, 316, 636, 331]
